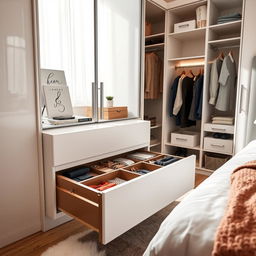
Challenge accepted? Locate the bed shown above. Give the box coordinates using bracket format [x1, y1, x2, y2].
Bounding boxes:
[144, 140, 256, 256]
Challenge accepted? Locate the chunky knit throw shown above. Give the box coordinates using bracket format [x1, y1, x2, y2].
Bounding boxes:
[212, 161, 256, 256]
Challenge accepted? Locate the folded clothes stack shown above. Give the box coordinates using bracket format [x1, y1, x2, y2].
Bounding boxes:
[129, 167, 151, 175]
[212, 116, 234, 125]
[217, 13, 241, 24]
[213, 133, 232, 140]
[91, 160, 126, 172]
[64, 167, 93, 181]
[127, 152, 156, 161]
[89, 177, 127, 191]
[154, 156, 179, 166]
[113, 158, 135, 166]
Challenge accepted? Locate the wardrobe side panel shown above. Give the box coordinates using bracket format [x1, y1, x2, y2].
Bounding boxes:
[0, 0, 41, 247]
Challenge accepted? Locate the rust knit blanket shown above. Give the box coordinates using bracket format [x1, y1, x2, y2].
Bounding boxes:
[212, 161, 256, 256]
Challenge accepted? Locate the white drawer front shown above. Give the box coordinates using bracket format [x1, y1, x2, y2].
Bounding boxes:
[204, 137, 233, 155]
[204, 123, 234, 134]
[171, 132, 200, 147]
[102, 155, 195, 244]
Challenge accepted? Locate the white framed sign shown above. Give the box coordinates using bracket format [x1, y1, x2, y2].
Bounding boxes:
[40, 69, 67, 86]
[43, 85, 73, 118]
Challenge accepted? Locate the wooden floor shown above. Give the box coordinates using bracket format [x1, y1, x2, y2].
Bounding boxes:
[0, 173, 208, 256]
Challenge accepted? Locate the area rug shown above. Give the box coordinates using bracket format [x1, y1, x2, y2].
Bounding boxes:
[42, 194, 189, 256]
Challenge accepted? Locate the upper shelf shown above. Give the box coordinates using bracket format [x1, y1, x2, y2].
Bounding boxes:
[168, 55, 205, 62]
[168, 27, 206, 41]
[209, 20, 242, 36]
[145, 32, 165, 40]
[208, 37, 241, 48]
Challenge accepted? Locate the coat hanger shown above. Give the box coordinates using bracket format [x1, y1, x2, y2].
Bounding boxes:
[229, 50, 234, 63]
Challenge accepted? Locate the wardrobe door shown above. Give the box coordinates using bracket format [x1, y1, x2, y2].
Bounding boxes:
[0, 0, 41, 247]
[97, 0, 142, 121]
[235, 0, 256, 152]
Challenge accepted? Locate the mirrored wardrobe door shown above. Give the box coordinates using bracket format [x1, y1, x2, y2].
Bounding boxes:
[38, 0, 96, 122]
[97, 0, 142, 121]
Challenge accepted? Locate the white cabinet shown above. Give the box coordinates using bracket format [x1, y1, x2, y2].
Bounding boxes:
[42, 120, 195, 243]
[0, 0, 41, 247]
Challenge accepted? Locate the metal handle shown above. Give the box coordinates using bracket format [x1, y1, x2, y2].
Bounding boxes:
[92, 82, 97, 120]
[99, 82, 104, 120]
[176, 138, 188, 141]
[212, 128, 226, 132]
[211, 144, 225, 148]
[239, 84, 246, 114]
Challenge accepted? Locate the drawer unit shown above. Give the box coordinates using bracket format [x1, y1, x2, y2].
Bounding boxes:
[56, 151, 195, 244]
[204, 137, 233, 155]
[204, 123, 234, 134]
[171, 131, 200, 147]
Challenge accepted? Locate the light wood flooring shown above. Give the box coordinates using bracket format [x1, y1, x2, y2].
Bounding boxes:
[0, 173, 208, 256]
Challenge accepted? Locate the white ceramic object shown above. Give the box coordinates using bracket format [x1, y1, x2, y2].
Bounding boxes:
[107, 99, 113, 107]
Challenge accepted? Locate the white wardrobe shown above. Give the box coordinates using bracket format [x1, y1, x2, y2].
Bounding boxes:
[0, 0, 42, 248]
[146, 0, 255, 174]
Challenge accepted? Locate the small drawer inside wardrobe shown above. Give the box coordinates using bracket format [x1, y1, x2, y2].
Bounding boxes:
[204, 137, 233, 155]
[171, 131, 200, 147]
[204, 123, 234, 134]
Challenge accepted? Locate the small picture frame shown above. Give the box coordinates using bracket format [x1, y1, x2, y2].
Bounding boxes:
[40, 69, 67, 86]
[43, 85, 73, 118]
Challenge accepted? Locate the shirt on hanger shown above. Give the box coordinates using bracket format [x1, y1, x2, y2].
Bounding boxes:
[209, 58, 223, 105]
[215, 55, 237, 112]
[169, 76, 181, 125]
[173, 74, 185, 115]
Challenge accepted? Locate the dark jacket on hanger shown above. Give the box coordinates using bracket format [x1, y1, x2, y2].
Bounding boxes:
[169, 76, 181, 125]
[189, 75, 204, 121]
[180, 76, 196, 128]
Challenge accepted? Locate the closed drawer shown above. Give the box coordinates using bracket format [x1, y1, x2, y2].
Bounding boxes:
[56, 151, 195, 244]
[204, 123, 234, 134]
[85, 106, 128, 120]
[204, 137, 233, 155]
[171, 131, 200, 147]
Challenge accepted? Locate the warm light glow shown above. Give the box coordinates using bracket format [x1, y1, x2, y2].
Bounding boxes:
[176, 58, 205, 68]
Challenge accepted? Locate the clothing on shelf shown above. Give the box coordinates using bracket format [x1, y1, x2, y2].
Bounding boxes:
[212, 116, 234, 125]
[144, 115, 157, 126]
[213, 133, 232, 140]
[209, 58, 223, 105]
[217, 13, 242, 24]
[215, 54, 237, 112]
[145, 52, 163, 99]
[145, 21, 152, 36]
[189, 74, 204, 121]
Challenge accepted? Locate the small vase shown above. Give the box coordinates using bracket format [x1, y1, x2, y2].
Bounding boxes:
[107, 100, 113, 108]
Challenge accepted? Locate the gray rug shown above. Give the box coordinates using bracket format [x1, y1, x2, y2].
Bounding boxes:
[42, 200, 181, 256]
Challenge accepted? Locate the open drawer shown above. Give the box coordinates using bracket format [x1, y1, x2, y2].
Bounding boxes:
[56, 152, 195, 244]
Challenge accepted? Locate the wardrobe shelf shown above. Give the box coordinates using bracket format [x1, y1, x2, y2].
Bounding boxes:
[208, 37, 241, 48]
[150, 142, 161, 148]
[145, 43, 164, 50]
[151, 124, 162, 129]
[165, 142, 201, 151]
[145, 32, 165, 40]
[211, 0, 243, 10]
[209, 20, 242, 36]
[168, 28, 206, 40]
[168, 55, 205, 62]
[203, 148, 233, 156]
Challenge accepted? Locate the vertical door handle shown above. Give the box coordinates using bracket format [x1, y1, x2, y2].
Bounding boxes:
[92, 82, 97, 120]
[239, 84, 246, 114]
[99, 82, 104, 120]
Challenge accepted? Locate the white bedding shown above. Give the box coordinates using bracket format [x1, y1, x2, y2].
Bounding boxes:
[144, 140, 256, 256]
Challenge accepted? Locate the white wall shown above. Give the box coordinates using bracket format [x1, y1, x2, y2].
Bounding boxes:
[0, 0, 41, 247]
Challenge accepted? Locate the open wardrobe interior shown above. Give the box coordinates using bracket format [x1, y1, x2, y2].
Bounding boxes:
[144, 0, 248, 175]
